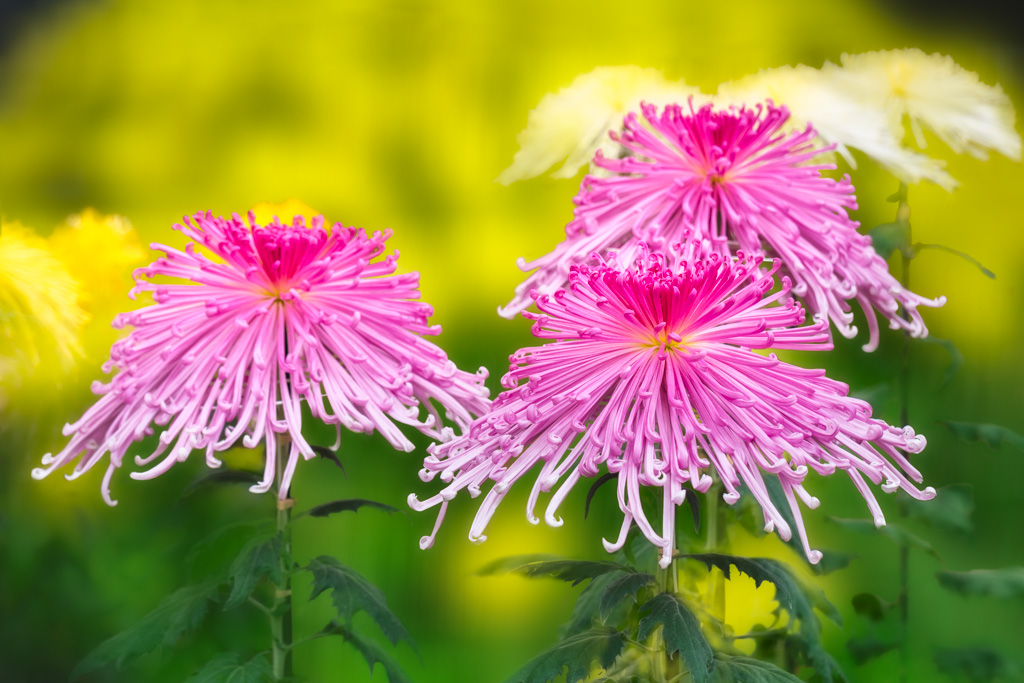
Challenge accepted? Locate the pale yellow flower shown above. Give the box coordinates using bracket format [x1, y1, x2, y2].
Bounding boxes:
[0, 221, 88, 407]
[831, 49, 1021, 162]
[718, 65, 956, 190]
[497, 66, 703, 184]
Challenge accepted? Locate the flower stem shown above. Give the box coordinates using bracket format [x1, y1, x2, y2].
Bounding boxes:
[660, 559, 681, 682]
[271, 437, 295, 682]
[895, 182, 912, 683]
[705, 486, 725, 623]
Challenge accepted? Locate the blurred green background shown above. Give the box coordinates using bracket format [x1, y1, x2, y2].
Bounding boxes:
[1, 1, 1023, 681]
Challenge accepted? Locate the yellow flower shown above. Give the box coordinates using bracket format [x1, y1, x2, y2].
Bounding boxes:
[0, 221, 88, 406]
[718, 64, 956, 190]
[497, 66, 703, 184]
[831, 49, 1021, 162]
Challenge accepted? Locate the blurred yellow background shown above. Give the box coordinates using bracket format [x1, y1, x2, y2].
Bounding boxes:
[1, 1, 1022, 682]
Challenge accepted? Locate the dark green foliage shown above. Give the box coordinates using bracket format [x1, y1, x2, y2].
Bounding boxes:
[311, 445, 348, 476]
[329, 622, 413, 683]
[681, 554, 844, 681]
[902, 484, 973, 534]
[306, 498, 403, 519]
[559, 572, 622, 638]
[934, 647, 1019, 682]
[503, 627, 626, 683]
[846, 636, 901, 665]
[225, 533, 283, 609]
[72, 581, 223, 678]
[185, 653, 273, 682]
[936, 568, 1024, 598]
[306, 556, 412, 647]
[828, 517, 941, 559]
[850, 593, 892, 622]
[637, 593, 714, 683]
[712, 654, 804, 682]
[943, 421, 1024, 452]
[599, 572, 655, 621]
[181, 469, 263, 497]
[477, 556, 631, 586]
[870, 221, 910, 260]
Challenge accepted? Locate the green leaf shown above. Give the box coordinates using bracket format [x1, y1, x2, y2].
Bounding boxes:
[185, 653, 273, 683]
[584, 472, 616, 519]
[225, 533, 283, 609]
[182, 469, 262, 497]
[311, 445, 348, 477]
[637, 593, 714, 683]
[681, 554, 844, 681]
[73, 581, 222, 678]
[847, 635, 901, 665]
[328, 622, 413, 683]
[913, 243, 995, 279]
[306, 556, 412, 647]
[599, 572, 655, 621]
[943, 421, 1024, 452]
[828, 517, 941, 559]
[851, 593, 893, 622]
[934, 647, 1018, 683]
[560, 572, 621, 638]
[901, 483, 973, 534]
[306, 498, 404, 519]
[712, 654, 803, 682]
[477, 556, 631, 586]
[870, 221, 910, 260]
[918, 336, 964, 389]
[758, 477, 852, 575]
[504, 627, 626, 683]
[936, 568, 1024, 599]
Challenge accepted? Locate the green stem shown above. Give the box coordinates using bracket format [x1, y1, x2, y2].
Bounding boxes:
[705, 486, 725, 623]
[894, 182, 911, 683]
[660, 559, 681, 682]
[271, 437, 294, 682]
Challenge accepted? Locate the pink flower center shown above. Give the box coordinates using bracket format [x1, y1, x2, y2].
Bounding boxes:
[249, 223, 329, 296]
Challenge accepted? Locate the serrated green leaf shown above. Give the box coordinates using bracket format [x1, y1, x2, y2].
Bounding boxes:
[913, 243, 995, 279]
[182, 469, 263, 497]
[712, 654, 803, 682]
[681, 554, 844, 681]
[936, 568, 1024, 599]
[599, 572, 655, 621]
[901, 484, 973, 534]
[477, 556, 631, 586]
[311, 445, 348, 477]
[72, 581, 222, 679]
[328, 623, 413, 683]
[918, 336, 964, 389]
[934, 647, 1018, 683]
[306, 556, 412, 648]
[185, 521, 266, 579]
[870, 222, 910, 260]
[560, 572, 620, 639]
[637, 593, 714, 683]
[828, 517, 941, 559]
[185, 653, 273, 683]
[504, 627, 626, 683]
[847, 636, 901, 665]
[225, 533, 283, 609]
[306, 498, 403, 519]
[944, 421, 1024, 452]
[851, 593, 892, 622]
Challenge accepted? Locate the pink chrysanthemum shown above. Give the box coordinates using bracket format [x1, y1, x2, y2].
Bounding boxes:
[413, 252, 935, 567]
[34, 211, 490, 504]
[500, 101, 946, 352]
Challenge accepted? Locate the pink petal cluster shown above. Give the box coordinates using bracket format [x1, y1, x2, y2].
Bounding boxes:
[413, 251, 935, 567]
[500, 101, 945, 352]
[34, 211, 490, 504]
